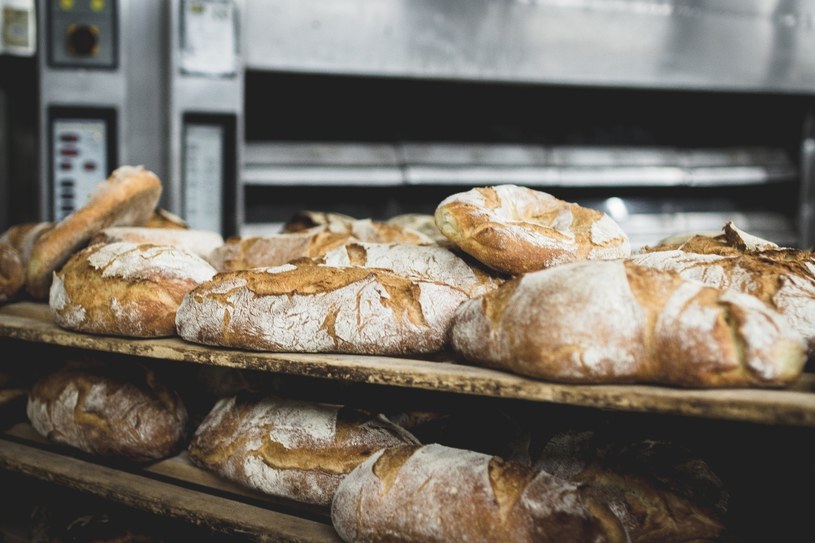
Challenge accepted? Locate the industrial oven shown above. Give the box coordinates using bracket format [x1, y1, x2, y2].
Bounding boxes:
[1, 0, 815, 249]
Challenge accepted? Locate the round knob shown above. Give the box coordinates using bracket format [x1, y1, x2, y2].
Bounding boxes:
[67, 24, 99, 57]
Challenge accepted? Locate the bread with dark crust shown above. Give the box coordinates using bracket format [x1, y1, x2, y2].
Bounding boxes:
[0, 243, 24, 303]
[26, 165, 162, 299]
[27, 366, 187, 462]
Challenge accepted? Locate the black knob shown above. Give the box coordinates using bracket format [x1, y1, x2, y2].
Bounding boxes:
[67, 24, 99, 57]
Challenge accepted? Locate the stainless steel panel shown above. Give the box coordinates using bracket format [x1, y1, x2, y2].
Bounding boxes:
[243, 142, 797, 188]
[245, 0, 815, 93]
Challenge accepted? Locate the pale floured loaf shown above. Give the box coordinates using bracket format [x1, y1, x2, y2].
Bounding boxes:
[27, 365, 187, 462]
[27, 165, 162, 299]
[90, 226, 224, 261]
[330, 443, 628, 543]
[188, 395, 418, 506]
[176, 262, 469, 355]
[50, 241, 216, 337]
[319, 242, 503, 297]
[450, 260, 805, 387]
[434, 185, 630, 275]
[631, 223, 815, 351]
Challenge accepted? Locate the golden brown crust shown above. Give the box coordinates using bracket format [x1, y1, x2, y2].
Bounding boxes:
[331, 444, 628, 543]
[281, 210, 357, 233]
[210, 230, 353, 272]
[0, 243, 24, 304]
[188, 395, 417, 506]
[434, 185, 630, 275]
[50, 241, 216, 338]
[26, 366, 187, 462]
[450, 260, 806, 387]
[176, 263, 469, 355]
[142, 208, 188, 229]
[26, 166, 162, 299]
[0, 222, 54, 263]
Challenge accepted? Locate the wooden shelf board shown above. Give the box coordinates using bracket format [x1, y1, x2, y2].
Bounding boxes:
[0, 426, 341, 543]
[3, 302, 815, 427]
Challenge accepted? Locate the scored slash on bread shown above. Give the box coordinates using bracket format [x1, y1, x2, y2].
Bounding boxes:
[26, 165, 163, 299]
[450, 260, 806, 388]
[188, 395, 419, 506]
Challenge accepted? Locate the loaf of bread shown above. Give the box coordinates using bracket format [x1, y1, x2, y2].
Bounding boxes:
[210, 219, 436, 273]
[51, 241, 216, 337]
[143, 208, 188, 229]
[450, 260, 805, 387]
[319, 242, 503, 297]
[0, 243, 24, 304]
[208, 230, 353, 272]
[27, 365, 187, 462]
[631, 222, 815, 351]
[188, 395, 419, 506]
[331, 443, 628, 543]
[0, 221, 54, 264]
[176, 262, 469, 355]
[281, 210, 357, 233]
[434, 185, 630, 275]
[90, 227, 224, 260]
[386, 213, 448, 245]
[27, 165, 162, 299]
[511, 431, 728, 543]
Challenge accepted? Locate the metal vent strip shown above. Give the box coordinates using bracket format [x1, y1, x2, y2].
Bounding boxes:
[242, 142, 797, 188]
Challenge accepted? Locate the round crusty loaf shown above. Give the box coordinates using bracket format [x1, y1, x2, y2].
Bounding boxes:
[0, 243, 24, 304]
[450, 260, 805, 388]
[50, 241, 216, 338]
[319, 242, 503, 298]
[176, 262, 469, 355]
[434, 185, 630, 275]
[27, 365, 187, 462]
[27, 165, 162, 299]
[90, 226, 224, 261]
[188, 395, 419, 506]
[330, 443, 628, 543]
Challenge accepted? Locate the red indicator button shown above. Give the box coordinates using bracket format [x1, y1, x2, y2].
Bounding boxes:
[60, 148, 79, 157]
[60, 162, 73, 171]
[83, 161, 97, 171]
[59, 133, 79, 142]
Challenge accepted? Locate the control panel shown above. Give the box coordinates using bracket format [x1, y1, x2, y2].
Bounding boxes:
[48, 0, 117, 68]
[49, 108, 115, 221]
[182, 113, 236, 234]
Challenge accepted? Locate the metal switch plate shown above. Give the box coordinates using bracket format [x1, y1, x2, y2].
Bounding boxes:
[48, 0, 117, 68]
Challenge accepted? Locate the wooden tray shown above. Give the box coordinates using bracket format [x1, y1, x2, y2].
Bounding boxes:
[3, 302, 815, 427]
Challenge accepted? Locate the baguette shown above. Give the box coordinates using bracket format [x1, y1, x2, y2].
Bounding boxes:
[188, 395, 418, 506]
[330, 443, 628, 542]
[450, 260, 805, 387]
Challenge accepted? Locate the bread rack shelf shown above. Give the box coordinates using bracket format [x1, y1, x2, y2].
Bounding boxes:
[2, 301, 815, 428]
[0, 423, 341, 542]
